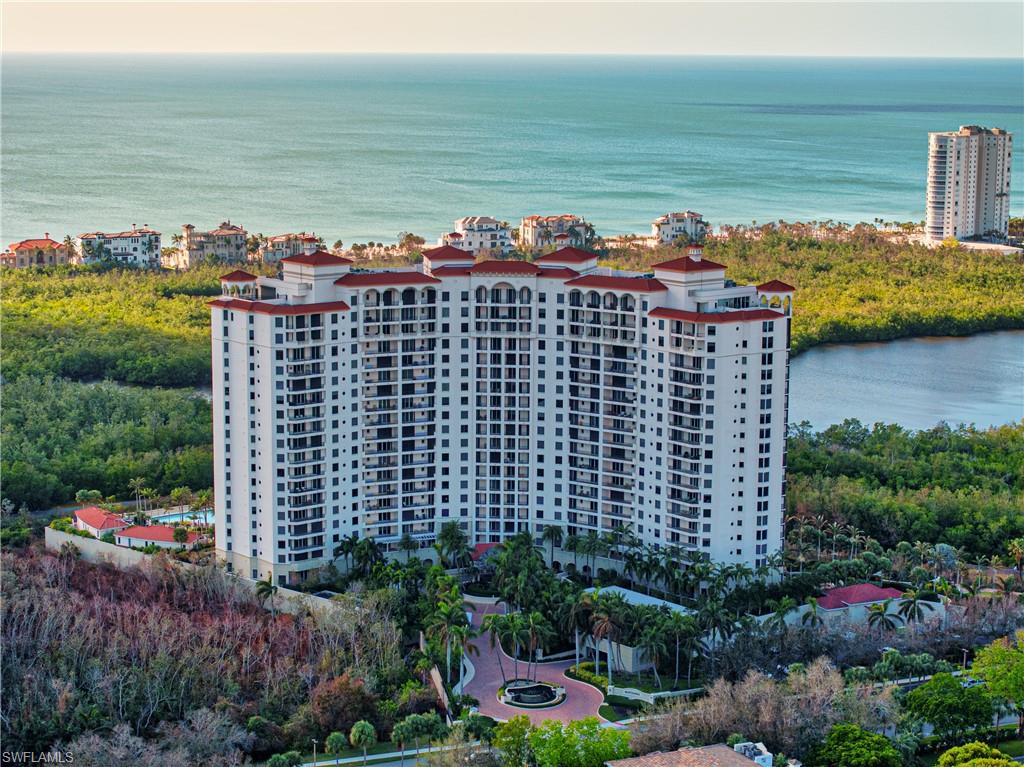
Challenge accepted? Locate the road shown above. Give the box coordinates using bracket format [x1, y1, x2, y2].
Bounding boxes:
[462, 599, 607, 725]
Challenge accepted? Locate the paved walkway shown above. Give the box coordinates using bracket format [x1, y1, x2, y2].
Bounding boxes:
[463, 599, 606, 725]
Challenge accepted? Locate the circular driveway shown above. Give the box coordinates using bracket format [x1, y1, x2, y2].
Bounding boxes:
[462, 599, 608, 725]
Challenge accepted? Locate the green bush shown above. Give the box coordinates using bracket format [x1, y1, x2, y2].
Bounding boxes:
[568, 663, 608, 693]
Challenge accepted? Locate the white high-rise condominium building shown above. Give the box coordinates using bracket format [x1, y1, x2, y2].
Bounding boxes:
[926, 125, 1013, 241]
[211, 243, 794, 585]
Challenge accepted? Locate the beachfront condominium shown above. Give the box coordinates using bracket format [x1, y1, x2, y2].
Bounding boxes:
[519, 214, 592, 250]
[210, 242, 794, 585]
[77, 225, 162, 267]
[259, 232, 321, 264]
[652, 211, 709, 245]
[164, 221, 248, 269]
[926, 125, 1013, 241]
[439, 217, 513, 256]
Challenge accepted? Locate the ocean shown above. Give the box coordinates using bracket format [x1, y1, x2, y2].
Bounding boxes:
[2, 54, 1021, 244]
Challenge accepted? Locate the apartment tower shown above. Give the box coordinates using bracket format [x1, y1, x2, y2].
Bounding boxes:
[926, 125, 1013, 241]
[211, 244, 794, 585]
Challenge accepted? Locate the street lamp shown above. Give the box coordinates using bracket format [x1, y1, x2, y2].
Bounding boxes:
[312, 737, 318, 764]
[962, 648, 969, 670]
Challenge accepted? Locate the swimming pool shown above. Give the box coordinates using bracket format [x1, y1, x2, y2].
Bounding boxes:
[152, 509, 213, 525]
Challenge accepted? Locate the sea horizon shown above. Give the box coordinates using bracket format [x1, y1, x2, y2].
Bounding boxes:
[3, 53, 1021, 243]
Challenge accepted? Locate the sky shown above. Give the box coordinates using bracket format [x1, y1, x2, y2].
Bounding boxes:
[2, 1, 1022, 57]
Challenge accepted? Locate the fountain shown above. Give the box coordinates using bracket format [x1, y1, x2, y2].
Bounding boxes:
[501, 681, 565, 708]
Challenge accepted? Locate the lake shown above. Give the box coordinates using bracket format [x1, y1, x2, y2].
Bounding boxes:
[788, 330, 1024, 431]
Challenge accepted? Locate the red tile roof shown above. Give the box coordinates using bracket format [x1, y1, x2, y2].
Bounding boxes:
[470, 542, 502, 561]
[649, 307, 785, 323]
[281, 250, 353, 267]
[653, 256, 727, 273]
[74, 506, 129, 531]
[335, 271, 441, 287]
[537, 266, 579, 279]
[117, 525, 199, 544]
[220, 269, 258, 282]
[757, 280, 796, 292]
[9, 238, 63, 251]
[422, 245, 474, 261]
[535, 246, 598, 265]
[209, 297, 350, 315]
[430, 264, 474, 277]
[608, 745, 757, 767]
[566, 275, 667, 292]
[446, 232, 464, 239]
[554, 233, 570, 240]
[817, 584, 904, 610]
[471, 260, 540, 275]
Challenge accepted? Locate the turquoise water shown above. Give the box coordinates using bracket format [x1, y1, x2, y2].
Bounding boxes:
[2, 55, 1021, 243]
[153, 509, 212, 525]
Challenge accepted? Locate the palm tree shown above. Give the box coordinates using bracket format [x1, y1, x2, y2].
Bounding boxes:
[1008, 538, 1024, 575]
[898, 589, 936, 625]
[765, 596, 798, 653]
[335, 533, 359, 572]
[826, 521, 844, 561]
[353, 537, 383, 576]
[696, 597, 733, 676]
[801, 596, 825, 629]
[482, 613, 509, 686]
[127, 477, 146, 512]
[426, 600, 469, 686]
[399, 532, 418, 563]
[866, 599, 902, 635]
[325, 731, 347, 766]
[541, 524, 563, 568]
[504, 612, 529, 683]
[564, 533, 580, 571]
[637, 625, 667, 688]
[569, 588, 597, 669]
[451, 623, 479, 691]
[590, 599, 619, 689]
[255, 575, 278, 618]
[524, 610, 553, 682]
[349, 720, 377, 767]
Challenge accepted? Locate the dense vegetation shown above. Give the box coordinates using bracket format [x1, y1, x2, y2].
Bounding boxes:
[787, 420, 1024, 557]
[1, 263, 233, 386]
[0, 378, 213, 509]
[604, 226, 1024, 354]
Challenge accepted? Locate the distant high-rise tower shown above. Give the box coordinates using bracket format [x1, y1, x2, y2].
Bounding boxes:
[926, 126, 1013, 242]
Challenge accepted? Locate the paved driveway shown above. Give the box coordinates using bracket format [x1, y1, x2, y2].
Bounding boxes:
[463, 600, 607, 725]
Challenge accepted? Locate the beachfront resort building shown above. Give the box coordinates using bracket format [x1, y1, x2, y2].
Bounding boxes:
[77, 225, 162, 266]
[258, 233, 321, 264]
[519, 214, 592, 250]
[210, 242, 794, 585]
[652, 211, 709, 245]
[164, 221, 248, 270]
[439, 217, 513, 256]
[1, 235, 71, 269]
[926, 125, 1013, 241]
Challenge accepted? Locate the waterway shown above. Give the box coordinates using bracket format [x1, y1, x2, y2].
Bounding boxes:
[788, 330, 1024, 431]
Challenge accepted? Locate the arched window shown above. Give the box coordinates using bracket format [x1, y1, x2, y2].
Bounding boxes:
[769, 295, 782, 308]
[760, 295, 769, 307]
[423, 287, 437, 304]
[383, 288, 398, 306]
[365, 289, 380, 307]
[603, 292, 618, 310]
[586, 291, 600, 308]
[476, 286, 488, 303]
[402, 287, 417, 305]
[620, 294, 635, 312]
[519, 287, 531, 304]
[783, 295, 792, 315]
[569, 290, 582, 307]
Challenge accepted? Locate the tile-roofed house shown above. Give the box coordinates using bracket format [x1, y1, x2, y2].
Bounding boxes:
[73, 506, 130, 537]
[606, 744, 761, 767]
[115, 525, 200, 549]
[77, 225, 162, 267]
[259, 232, 321, 264]
[439, 216, 513, 256]
[519, 213, 590, 249]
[166, 221, 248, 270]
[817, 583, 904, 610]
[2, 235, 71, 269]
